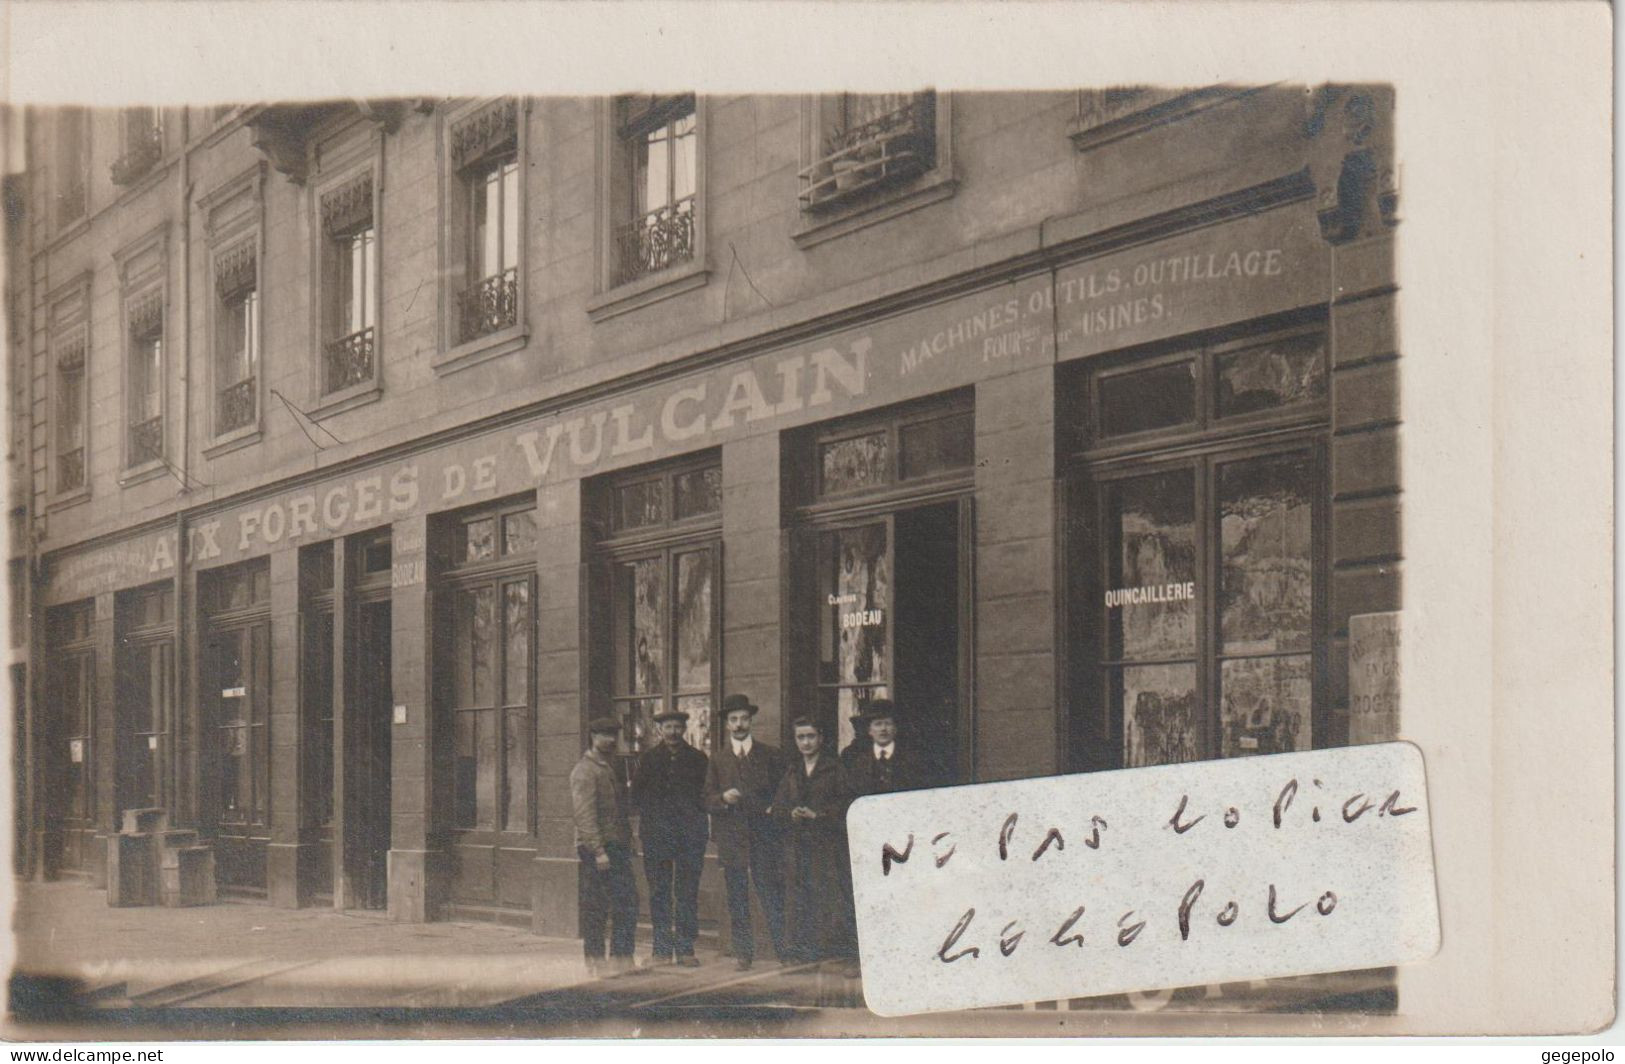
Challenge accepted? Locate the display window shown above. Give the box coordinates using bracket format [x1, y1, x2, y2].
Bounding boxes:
[45, 600, 96, 874]
[1067, 320, 1329, 772]
[587, 454, 722, 756]
[115, 582, 174, 817]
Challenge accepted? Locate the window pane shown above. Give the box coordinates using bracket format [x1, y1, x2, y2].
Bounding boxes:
[464, 517, 496, 563]
[1220, 654, 1312, 757]
[820, 431, 890, 495]
[1216, 333, 1327, 418]
[480, 166, 502, 278]
[899, 412, 974, 480]
[640, 125, 669, 214]
[676, 693, 711, 752]
[455, 586, 495, 707]
[617, 697, 660, 756]
[1219, 452, 1315, 654]
[502, 708, 529, 832]
[58, 368, 83, 447]
[674, 550, 713, 691]
[614, 478, 666, 530]
[672, 466, 721, 520]
[1098, 361, 1197, 437]
[501, 160, 520, 272]
[502, 509, 537, 556]
[216, 636, 246, 723]
[454, 710, 478, 829]
[626, 558, 664, 696]
[671, 115, 696, 203]
[504, 581, 530, 706]
[818, 523, 890, 688]
[1104, 469, 1197, 660]
[1118, 663, 1199, 768]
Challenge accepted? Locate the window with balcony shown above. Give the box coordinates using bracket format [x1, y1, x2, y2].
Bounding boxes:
[126, 292, 164, 469]
[618, 95, 696, 286]
[55, 108, 88, 228]
[794, 91, 955, 248]
[438, 99, 526, 367]
[319, 171, 378, 400]
[213, 240, 258, 438]
[112, 107, 163, 188]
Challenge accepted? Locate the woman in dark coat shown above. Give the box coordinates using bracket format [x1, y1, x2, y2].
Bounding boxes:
[771, 716, 855, 965]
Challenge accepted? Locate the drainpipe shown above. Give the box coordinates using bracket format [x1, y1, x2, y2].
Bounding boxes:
[173, 109, 193, 825]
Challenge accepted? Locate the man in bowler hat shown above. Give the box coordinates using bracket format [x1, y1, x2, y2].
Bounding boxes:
[631, 707, 710, 966]
[841, 698, 931, 796]
[570, 716, 641, 977]
[704, 693, 788, 970]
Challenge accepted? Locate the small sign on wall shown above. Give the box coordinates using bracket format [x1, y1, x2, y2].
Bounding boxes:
[222, 686, 246, 698]
[393, 704, 408, 725]
[147, 735, 158, 751]
[68, 739, 84, 763]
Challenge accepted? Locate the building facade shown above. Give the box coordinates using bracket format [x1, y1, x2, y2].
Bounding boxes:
[9, 88, 1400, 938]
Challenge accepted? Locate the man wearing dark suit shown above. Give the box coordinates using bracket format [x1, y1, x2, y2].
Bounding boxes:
[840, 698, 932, 797]
[631, 707, 710, 967]
[704, 693, 788, 971]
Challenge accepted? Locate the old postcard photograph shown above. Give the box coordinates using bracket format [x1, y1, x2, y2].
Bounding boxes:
[0, 0, 1612, 1042]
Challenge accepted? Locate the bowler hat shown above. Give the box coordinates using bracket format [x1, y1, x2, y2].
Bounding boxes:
[721, 693, 759, 718]
[850, 697, 898, 725]
[586, 716, 622, 736]
[651, 708, 691, 725]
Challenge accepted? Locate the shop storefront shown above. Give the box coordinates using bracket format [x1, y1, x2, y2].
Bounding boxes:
[27, 190, 1391, 960]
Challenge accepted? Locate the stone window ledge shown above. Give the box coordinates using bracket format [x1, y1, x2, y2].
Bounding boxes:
[433, 323, 529, 376]
[587, 259, 710, 324]
[792, 172, 958, 251]
[308, 382, 382, 422]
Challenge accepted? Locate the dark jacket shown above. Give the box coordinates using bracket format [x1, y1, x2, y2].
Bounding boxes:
[771, 752, 855, 960]
[631, 740, 710, 859]
[840, 739, 933, 797]
[704, 737, 784, 867]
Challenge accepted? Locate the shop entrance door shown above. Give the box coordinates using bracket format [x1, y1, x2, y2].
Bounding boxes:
[347, 598, 392, 910]
[115, 637, 172, 817]
[45, 645, 95, 875]
[201, 619, 271, 891]
[800, 499, 968, 782]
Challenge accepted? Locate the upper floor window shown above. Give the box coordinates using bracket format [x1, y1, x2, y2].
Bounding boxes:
[319, 170, 378, 398]
[801, 91, 936, 211]
[214, 240, 259, 437]
[616, 94, 697, 286]
[55, 108, 88, 227]
[111, 107, 163, 188]
[448, 99, 522, 348]
[126, 292, 165, 469]
[53, 326, 87, 494]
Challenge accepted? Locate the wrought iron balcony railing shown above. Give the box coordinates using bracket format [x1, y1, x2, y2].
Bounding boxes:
[798, 100, 933, 212]
[615, 197, 695, 286]
[457, 267, 519, 343]
[57, 447, 85, 492]
[111, 126, 164, 187]
[129, 416, 163, 466]
[217, 376, 257, 434]
[323, 326, 375, 395]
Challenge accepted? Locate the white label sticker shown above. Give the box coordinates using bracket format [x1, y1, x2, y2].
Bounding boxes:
[847, 742, 1440, 1017]
[222, 686, 246, 698]
[68, 739, 83, 763]
[147, 735, 158, 750]
[393, 704, 407, 724]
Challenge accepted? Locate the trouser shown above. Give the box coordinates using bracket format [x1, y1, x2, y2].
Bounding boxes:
[644, 849, 704, 957]
[722, 838, 787, 961]
[578, 841, 638, 960]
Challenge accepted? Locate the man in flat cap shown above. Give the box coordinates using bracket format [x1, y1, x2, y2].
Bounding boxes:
[704, 693, 788, 970]
[841, 698, 931, 798]
[631, 707, 711, 967]
[570, 716, 640, 978]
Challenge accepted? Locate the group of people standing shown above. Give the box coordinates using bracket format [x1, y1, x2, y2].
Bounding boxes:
[569, 692, 932, 979]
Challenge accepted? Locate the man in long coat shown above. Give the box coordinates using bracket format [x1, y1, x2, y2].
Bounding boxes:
[631, 707, 710, 966]
[704, 693, 787, 970]
[772, 716, 855, 967]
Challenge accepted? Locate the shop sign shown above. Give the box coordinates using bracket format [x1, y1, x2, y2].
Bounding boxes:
[42, 522, 221, 605]
[1105, 582, 1197, 608]
[196, 274, 1055, 566]
[1055, 207, 1330, 362]
[1348, 612, 1400, 744]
